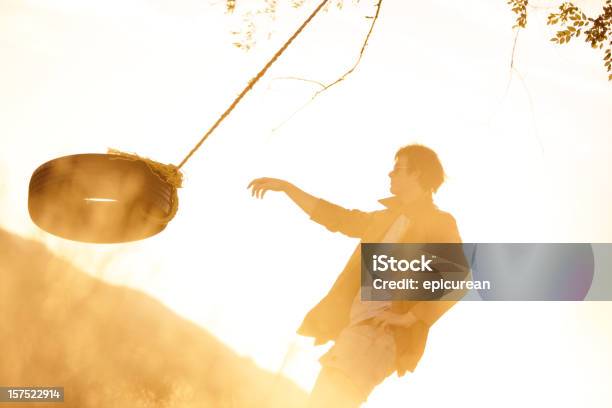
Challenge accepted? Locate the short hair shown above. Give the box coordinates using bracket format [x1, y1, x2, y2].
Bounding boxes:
[394, 144, 446, 193]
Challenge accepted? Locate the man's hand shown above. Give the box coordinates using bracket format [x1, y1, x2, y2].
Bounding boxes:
[247, 177, 318, 216]
[372, 311, 418, 330]
[247, 177, 291, 199]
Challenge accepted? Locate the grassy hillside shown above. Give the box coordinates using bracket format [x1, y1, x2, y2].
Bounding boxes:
[0, 228, 307, 408]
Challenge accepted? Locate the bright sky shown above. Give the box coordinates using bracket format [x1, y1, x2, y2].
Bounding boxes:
[1, 0, 611, 406]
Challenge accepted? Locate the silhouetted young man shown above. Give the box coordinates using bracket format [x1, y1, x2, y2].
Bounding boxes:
[248, 144, 463, 407]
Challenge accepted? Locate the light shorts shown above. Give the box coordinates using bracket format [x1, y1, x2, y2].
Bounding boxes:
[318, 321, 396, 402]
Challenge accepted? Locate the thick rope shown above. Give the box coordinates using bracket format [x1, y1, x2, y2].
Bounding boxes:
[106, 0, 330, 224]
[176, 0, 330, 170]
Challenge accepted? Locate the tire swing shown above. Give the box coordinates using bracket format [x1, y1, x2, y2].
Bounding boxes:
[28, 0, 330, 243]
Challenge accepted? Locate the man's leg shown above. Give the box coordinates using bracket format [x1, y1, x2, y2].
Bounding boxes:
[308, 366, 366, 408]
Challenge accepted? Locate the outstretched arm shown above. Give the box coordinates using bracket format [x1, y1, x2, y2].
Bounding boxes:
[247, 177, 374, 238]
[247, 177, 317, 216]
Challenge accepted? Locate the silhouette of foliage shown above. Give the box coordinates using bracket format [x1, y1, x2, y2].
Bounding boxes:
[511, 0, 612, 80]
[226, 0, 352, 50]
[225, 0, 611, 81]
[508, 0, 529, 28]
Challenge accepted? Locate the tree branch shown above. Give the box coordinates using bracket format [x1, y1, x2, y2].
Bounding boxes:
[312, 0, 383, 97]
[272, 76, 326, 88]
[272, 0, 384, 132]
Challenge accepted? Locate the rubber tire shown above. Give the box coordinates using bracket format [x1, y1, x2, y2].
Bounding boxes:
[28, 153, 176, 243]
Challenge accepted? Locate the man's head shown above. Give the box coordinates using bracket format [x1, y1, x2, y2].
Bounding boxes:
[388, 144, 445, 201]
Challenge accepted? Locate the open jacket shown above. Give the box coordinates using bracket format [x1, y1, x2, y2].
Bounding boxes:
[297, 195, 463, 377]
